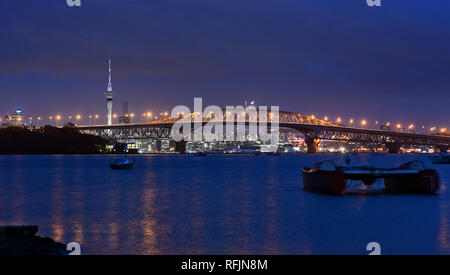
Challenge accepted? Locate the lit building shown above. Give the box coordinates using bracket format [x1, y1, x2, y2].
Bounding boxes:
[118, 102, 130, 124]
[4, 108, 25, 126]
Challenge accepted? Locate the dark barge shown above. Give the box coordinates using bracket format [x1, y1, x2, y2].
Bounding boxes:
[302, 160, 439, 195]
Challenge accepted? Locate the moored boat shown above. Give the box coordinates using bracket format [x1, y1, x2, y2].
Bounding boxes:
[429, 154, 450, 164]
[109, 158, 134, 169]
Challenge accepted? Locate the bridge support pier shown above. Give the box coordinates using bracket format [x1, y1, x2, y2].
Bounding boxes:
[385, 142, 401, 154]
[174, 140, 187, 154]
[305, 137, 320, 154]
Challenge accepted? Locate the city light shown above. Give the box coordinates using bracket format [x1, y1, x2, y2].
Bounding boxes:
[76, 115, 81, 120]
[408, 124, 414, 130]
[336, 117, 342, 123]
[361, 120, 367, 127]
[349, 118, 354, 124]
[324, 116, 328, 121]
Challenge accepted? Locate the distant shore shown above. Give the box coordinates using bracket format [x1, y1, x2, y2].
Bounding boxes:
[0, 126, 108, 154]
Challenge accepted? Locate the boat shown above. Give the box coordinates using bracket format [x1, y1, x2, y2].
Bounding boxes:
[429, 154, 450, 164]
[109, 157, 134, 169]
[302, 160, 439, 195]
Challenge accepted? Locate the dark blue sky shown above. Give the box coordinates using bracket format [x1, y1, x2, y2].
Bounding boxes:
[0, 0, 449, 127]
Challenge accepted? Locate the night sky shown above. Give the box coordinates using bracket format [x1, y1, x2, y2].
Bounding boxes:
[0, 0, 449, 128]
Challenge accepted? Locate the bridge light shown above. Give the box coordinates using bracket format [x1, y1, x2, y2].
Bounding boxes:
[95, 114, 99, 119]
[37, 117, 41, 120]
[441, 128, 447, 133]
[76, 115, 81, 120]
[336, 117, 342, 123]
[349, 118, 354, 124]
[430, 127, 436, 131]
[324, 116, 328, 121]
[130, 113, 135, 118]
[311, 114, 315, 119]
[361, 120, 367, 126]
[396, 123, 402, 129]
[49, 116, 53, 120]
[408, 124, 414, 130]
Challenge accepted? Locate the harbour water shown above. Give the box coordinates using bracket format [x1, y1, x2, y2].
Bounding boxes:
[0, 154, 448, 255]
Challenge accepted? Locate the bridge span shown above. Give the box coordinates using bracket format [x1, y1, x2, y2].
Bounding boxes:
[76, 111, 450, 154]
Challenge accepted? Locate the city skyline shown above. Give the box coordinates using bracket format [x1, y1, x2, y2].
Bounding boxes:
[0, 0, 449, 128]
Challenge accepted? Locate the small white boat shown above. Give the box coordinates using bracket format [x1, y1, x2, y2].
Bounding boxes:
[429, 154, 450, 164]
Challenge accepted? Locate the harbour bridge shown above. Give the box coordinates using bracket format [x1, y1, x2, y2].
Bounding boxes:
[76, 110, 450, 154]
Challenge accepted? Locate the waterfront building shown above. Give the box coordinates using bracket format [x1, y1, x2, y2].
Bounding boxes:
[3, 108, 25, 127]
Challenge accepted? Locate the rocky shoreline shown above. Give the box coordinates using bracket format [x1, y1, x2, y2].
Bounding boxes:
[0, 226, 69, 255]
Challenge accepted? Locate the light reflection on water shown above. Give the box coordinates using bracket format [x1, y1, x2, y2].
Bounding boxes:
[0, 154, 448, 255]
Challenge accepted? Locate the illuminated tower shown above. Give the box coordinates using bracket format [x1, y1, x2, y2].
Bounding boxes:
[105, 58, 114, 125]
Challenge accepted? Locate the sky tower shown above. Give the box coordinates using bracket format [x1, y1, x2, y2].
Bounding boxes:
[105, 58, 114, 125]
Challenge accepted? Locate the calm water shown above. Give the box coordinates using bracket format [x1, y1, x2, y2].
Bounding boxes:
[0, 154, 449, 255]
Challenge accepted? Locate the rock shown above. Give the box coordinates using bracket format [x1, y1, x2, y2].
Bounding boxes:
[0, 225, 69, 255]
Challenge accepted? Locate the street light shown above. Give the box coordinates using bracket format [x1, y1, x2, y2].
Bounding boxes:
[56, 115, 61, 126]
[361, 120, 367, 127]
[95, 114, 99, 125]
